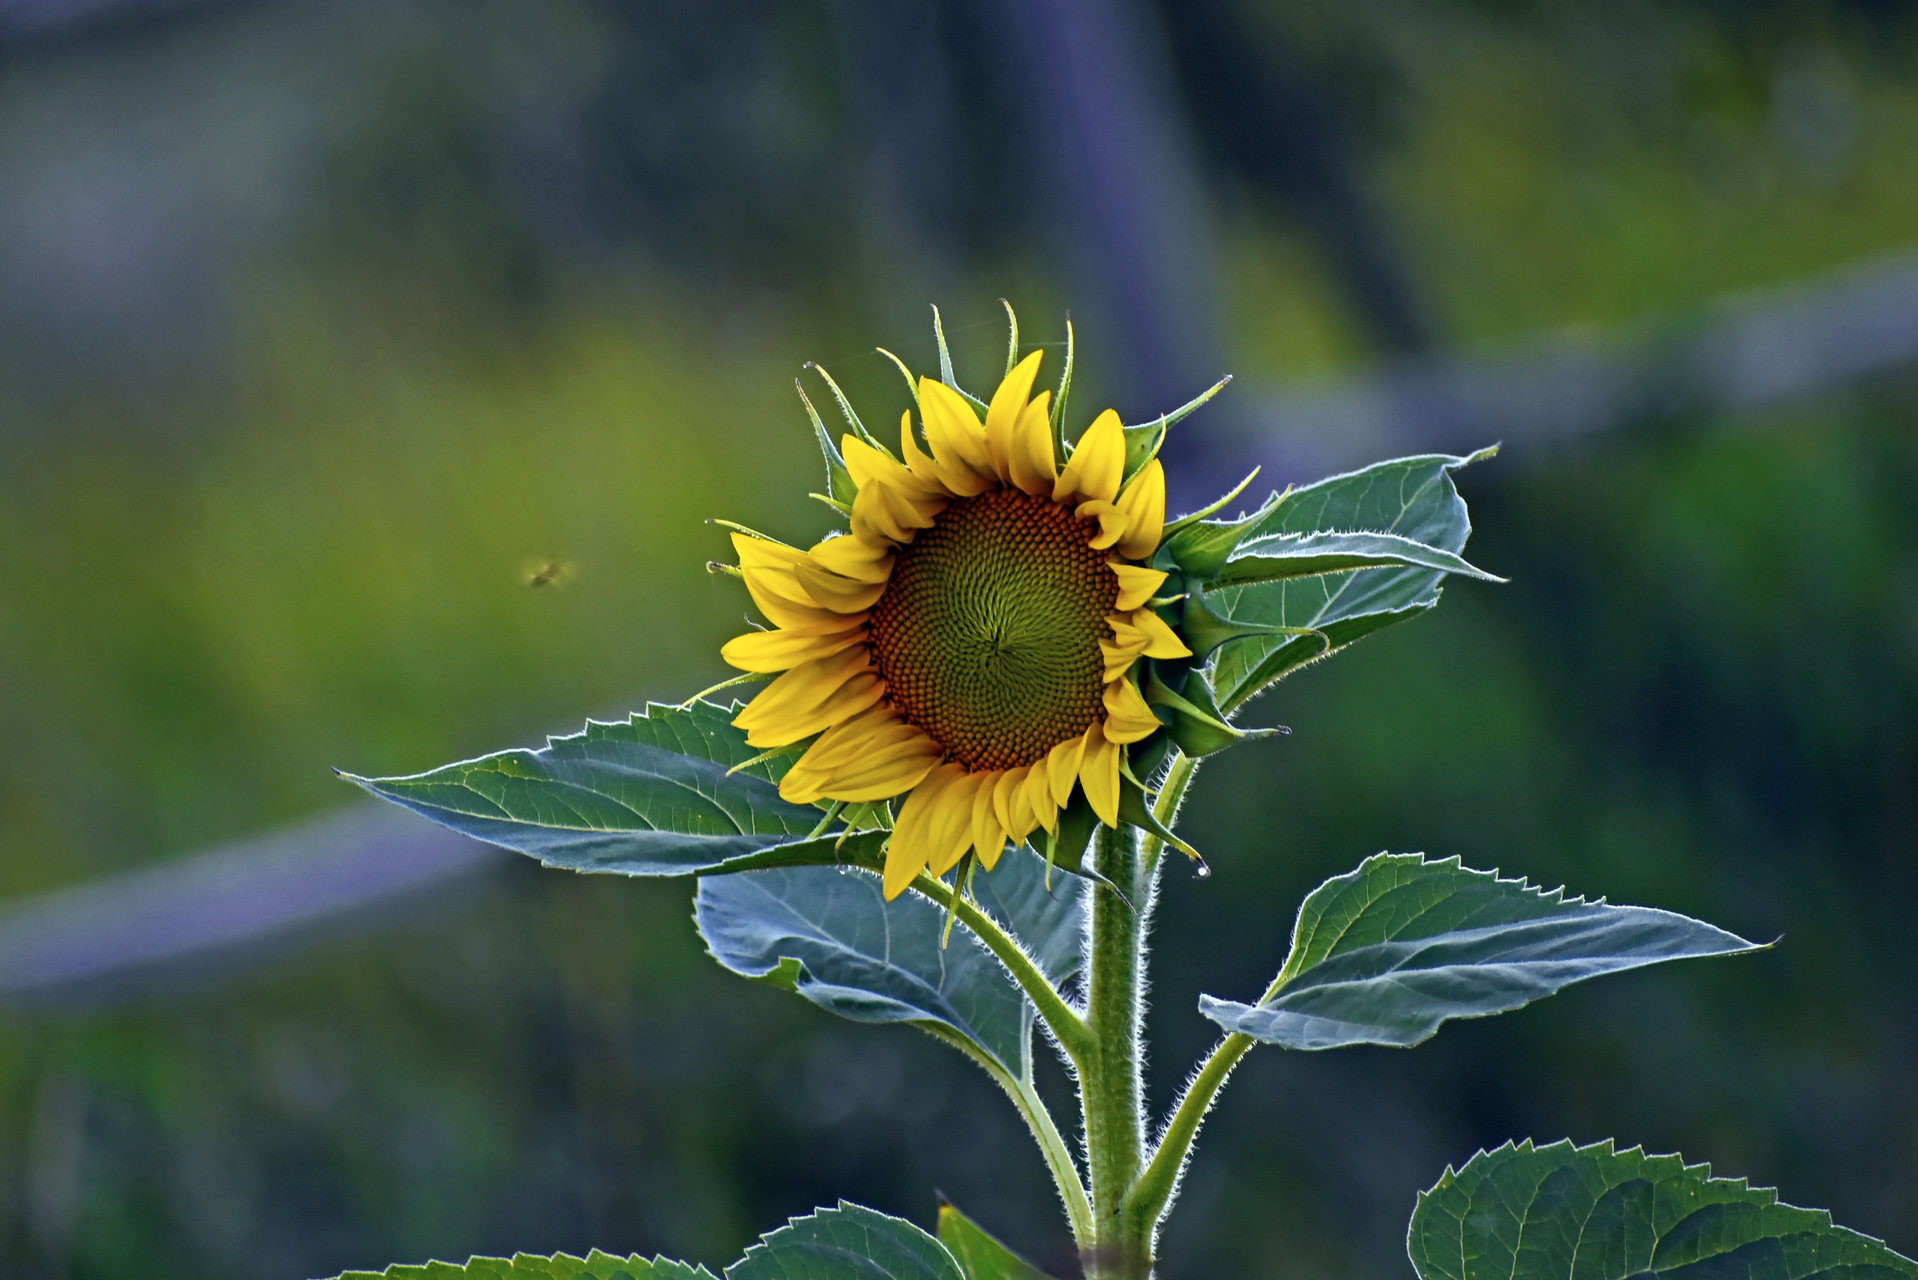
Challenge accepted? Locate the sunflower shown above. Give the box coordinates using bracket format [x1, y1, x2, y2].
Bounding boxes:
[720, 341, 1191, 899]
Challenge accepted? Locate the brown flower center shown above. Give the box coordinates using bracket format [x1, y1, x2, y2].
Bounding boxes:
[868, 486, 1116, 771]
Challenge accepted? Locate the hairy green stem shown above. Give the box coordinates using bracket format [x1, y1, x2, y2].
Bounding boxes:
[909, 871, 1096, 1067]
[1080, 823, 1153, 1279]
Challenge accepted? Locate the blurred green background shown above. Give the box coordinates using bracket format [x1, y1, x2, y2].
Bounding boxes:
[1, 1, 1914, 1277]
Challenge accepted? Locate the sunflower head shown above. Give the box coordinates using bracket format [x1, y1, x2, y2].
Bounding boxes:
[721, 311, 1196, 899]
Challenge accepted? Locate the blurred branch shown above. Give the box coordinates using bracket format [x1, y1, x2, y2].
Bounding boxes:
[5, 244, 1917, 1011]
[0, 805, 506, 1008]
[1216, 242, 1918, 497]
[994, 0, 1226, 440]
[0, 0, 234, 44]
[1155, 0, 1434, 355]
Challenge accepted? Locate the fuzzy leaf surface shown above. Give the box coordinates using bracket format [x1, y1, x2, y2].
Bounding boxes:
[345, 701, 851, 875]
[329, 1249, 716, 1279]
[937, 1202, 1058, 1280]
[1409, 1138, 1916, 1280]
[695, 850, 1082, 1077]
[727, 1202, 964, 1280]
[1199, 853, 1760, 1050]
[1204, 449, 1492, 711]
[1215, 530, 1501, 588]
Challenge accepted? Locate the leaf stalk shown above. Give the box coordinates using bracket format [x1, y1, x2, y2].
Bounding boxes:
[908, 870, 1096, 1068]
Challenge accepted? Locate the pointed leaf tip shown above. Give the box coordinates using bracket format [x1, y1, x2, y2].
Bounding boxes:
[1201, 852, 1761, 1050]
[729, 1201, 965, 1280]
[347, 701, 872, 878]
[937, 1200, 1061, 1280]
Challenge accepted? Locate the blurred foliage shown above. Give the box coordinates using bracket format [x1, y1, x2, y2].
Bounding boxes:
[0, 1, 1915, 1279]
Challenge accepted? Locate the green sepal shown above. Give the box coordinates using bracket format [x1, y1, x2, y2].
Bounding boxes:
[1162, 487, 1287, 577]
[1120, 420, 1166, 483]
[876, 346, 922, 408]
[1042, 794, 1104, 890]
[839, 799, 894, 832]
[936, 1199, 1059, 1280]
[1118, 376, 1230, 482]
[1143, 669, 1278, 758]
[932, 305, 987, 409]
[1180, 591, 1330, 660]
[806, 361, 892, 457]
[1118, 774, 1202, 866]
[1123, 729, 1173, 788]
[794, 379, 856, 502]
[1049, 317, 1075, 454]
[1161, 467, 1263, 541]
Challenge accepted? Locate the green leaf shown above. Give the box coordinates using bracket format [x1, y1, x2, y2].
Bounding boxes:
[1214, 530, 1501, 588]
[695, 849, 1083, 1077]
[937, 1201, 1059, 1280]
[1201, 449, 1494, 712]
[328, 1248, 717, 1279]
[344, 701, 859, 876]
[728, 1201, 964, 1280]
[1199, 853, 1761, 1050]
[1409, 1138, 1917, 1280]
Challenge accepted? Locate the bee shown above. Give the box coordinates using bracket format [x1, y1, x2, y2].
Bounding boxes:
[523, 558, 575, 589]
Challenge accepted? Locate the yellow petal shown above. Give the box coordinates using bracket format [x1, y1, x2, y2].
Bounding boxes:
[1005, 766, 1040, 842]
[1111, 564, 1168, 611]
[740, 559, 822, 611]
[1046, 733, 1087, 809]
[1115, 459, 1166, 560]
[991, 765, 1038, 843]
[735, 649, 885, 746]
[720, 625, 866, 673]
[1076, 497, 1130, 551]
[735, 534, 864, 628]
[809, 533, 894, 583]
[743, 578, 866, 633]
[1023, 764, 1059, 833]
[793, 561, 887, 611]
[886, 766, 963, 899]
[1125, 607, 1191, 659]
[851, 477, 942, 543]
[1007, 393, 1056, 495]
[985, 350, 1045, 483]
[790, 740, 940, 803]
[1079, 725, 1120, 827]
[1101, 636, 1149, 682]
[843, 434, 942, 498]
[734, 644, 872, 728]
[928, 772, 984, 876]
[732, 532, 808, 573]
[781, 706, 919, 783]
[1101, 678, 1162, 744]
[741, 673, 884, 748]
[1054, 409, 1124, 505]
[970, 779, 1008, 871]
[799, 719, 939, 782]
[897, 411, 947, 490]
[919, 379, 995, 493]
